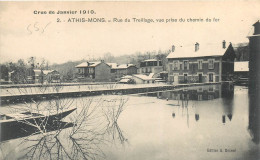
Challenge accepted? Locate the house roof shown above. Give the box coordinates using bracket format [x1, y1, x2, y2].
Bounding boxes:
[121, 75, 132, 79]
[132, 74, 155, 80]
[143, 59, 159, 62]
[75, 62, 89, 68]
[114, 64, 135, 69]
[43, 70, 54, 75]
[234, 61, 249, 72]
[167, 43, 230, 59]
[108, 63, 136, 69]
[119, 78, 130, 83]
[33, 69, 42, 76]
[76, 61, 101, 68]
[107, 63, 118, 68]
[33, 69, 57, 76]
[232, 42, 248, 49]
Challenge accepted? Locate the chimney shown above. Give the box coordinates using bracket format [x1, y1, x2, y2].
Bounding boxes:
[195, 42, 199, 52]
[172, 45, 175, 52]
[222, 40, 226, 49]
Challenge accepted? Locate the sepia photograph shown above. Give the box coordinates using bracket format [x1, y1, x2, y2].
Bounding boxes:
[0, 1, 259, 159]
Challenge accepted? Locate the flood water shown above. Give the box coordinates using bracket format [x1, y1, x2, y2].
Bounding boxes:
[0, 84, 259, 160]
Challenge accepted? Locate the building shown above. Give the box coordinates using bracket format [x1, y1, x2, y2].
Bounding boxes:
[138, 59, 163, 76]
[233, 42, 249, 61]
[76, 60, 111, 82]
[43, 70, 61, 83]
[109, 63, 137, 81]
[30, 69, 60, 83]
[33, 69, 44, 83]
[234, 61, 249, 84]
[131, 74, 156, 84]
[248, 20, 260, 94]
[166, 41, 236, 84]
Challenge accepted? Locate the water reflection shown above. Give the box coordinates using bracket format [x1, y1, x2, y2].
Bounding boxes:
[195, 114, 199, 121]
[140, 84, 235, 126]
[140, 84, 234, 101]
[0, 96, 128, 159]
[248, 88, 260, 144]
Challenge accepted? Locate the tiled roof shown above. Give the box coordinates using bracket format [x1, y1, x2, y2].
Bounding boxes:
[167, 43, 230, 59]
[234, 61, 249, 72]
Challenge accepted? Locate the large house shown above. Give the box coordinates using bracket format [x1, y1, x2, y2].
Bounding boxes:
[109, 63, 137, 81]
[138, 59, 163, 76]
[76, 60, 111, 82]
[166, 41, 236, 84]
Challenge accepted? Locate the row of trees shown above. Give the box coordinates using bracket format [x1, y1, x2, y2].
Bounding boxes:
[0, 57, 49, 83]
[0, 49, 171, 83]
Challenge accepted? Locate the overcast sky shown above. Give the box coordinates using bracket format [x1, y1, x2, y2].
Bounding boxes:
[0, 1, 259, 64]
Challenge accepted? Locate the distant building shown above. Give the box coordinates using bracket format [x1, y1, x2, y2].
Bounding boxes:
[131, 74, 156, 84]
[76, 60, 111, 82]
[31, 69, 60, 83]
[233, 42, 249, 61]
[109, 63, 137, 81]
[118, 75, 135, 84]
[138, 59, 163, 76]
[166, 41, 236, 84]
[234, 61, 249, 78]
[33, 69, 44, 83]
[43, 70, 61, 83]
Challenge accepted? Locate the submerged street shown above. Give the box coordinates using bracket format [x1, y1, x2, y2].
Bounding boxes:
[0, 84, 259, 160]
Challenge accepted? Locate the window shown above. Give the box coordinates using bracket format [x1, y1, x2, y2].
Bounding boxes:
[78, 68, 83, 74]
[209, 73, 213, 82]
[198, 60, 203, 70]
[169, 64, 173, 71]
[89, 68, 94, 73]
[184, 74, 188, 83]
[208, 59, 214, 69]
[184, 61, 189, 70]
[173, 61, 179, 70]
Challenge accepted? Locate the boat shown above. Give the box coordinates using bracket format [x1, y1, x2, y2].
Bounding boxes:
[0, 108, 76, 141]
[0, 108, 76, 126]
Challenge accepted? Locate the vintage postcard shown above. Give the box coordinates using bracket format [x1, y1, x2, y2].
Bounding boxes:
[0, 1, 259, 160]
